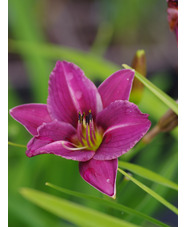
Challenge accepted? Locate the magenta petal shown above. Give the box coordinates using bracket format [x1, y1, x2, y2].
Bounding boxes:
[26, 120, 77, 157]
[96, 100, 150, 131]
[47, 61, 103, 127]
[94, 100, 151, 160]
[98, 69, 134, 108]
[94, 124, 150, 160]
[35, 120, 76, 141]
[27, 140, 94, 162]
[79, 158, 118, 197]
[9, 104, 52, 135]
[26, 137, 50, 157]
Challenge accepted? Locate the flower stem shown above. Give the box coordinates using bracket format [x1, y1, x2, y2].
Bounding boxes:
[8, 141, 27, 148]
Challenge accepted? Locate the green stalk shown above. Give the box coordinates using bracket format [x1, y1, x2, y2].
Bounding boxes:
[8, 141, 27, 148]
[122, 64, 178, 115]
[118, 161, 178, 191]
[118, 168, 178, 215]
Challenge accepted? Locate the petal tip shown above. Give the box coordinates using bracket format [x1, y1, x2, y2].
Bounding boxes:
[79, 159, 117, 197]
[9, 106, 17, 118]
[25, 150, 33, 158]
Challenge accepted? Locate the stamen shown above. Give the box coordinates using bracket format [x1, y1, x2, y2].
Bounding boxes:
[77, 122, 85, 146]
[86, 123, 91, 147]
[76, 110, 102, 151]
[88, 110, 96, 143]
[89, 110, 92, 121]
[82, 112, 87, 128]
[89, 120, 96, 145]
[91, 119, 96, 140]
[89, 128, 95, 145]
[61, 141, 87, 151]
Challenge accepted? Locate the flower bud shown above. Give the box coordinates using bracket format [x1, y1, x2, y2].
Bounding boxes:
[158, 108, 178, 132]
[130, 50, 147, 104]
[142, 108, 178, 144]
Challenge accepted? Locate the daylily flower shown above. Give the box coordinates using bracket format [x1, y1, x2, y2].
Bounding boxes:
[10, 61, 151, 197]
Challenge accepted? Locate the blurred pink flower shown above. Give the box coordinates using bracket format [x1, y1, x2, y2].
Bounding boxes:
[10, 61, 151, 197]
[167, 0, 178, 41]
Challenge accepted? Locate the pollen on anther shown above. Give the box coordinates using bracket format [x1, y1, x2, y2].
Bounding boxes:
[89, 112, 92, 121]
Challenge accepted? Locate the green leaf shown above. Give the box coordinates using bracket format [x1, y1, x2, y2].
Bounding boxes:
[45, 182, 168, 227]
[125, 145, 178, 225]
[118, 161, 178, 191]
[20, 188, 139, 227]
[118, 168, 178, 215]
[122, 64, 178, 115]
[9, 39, 120, 81]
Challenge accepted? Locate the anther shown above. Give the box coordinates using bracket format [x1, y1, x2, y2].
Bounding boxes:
[82, 112, 85, 124]
[86, 115, 89, 125]
[78, 112, 81, 122]
[89, 111, 92, 122]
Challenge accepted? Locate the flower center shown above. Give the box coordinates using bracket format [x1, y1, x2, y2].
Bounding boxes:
[76, 110, 103, 151]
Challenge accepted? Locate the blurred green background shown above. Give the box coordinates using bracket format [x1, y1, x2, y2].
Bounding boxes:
[8, 0, 178, 226]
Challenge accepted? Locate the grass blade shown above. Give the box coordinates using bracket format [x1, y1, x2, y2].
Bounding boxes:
[20, 188, 139, 227]
[9, 0, 51, 103]
[118, 161, 178, 191]
[124, 146, 178, 225]
[118, 168, 178, 215]
[122, 64, 178, 115]
[45, 182, 169, 227]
